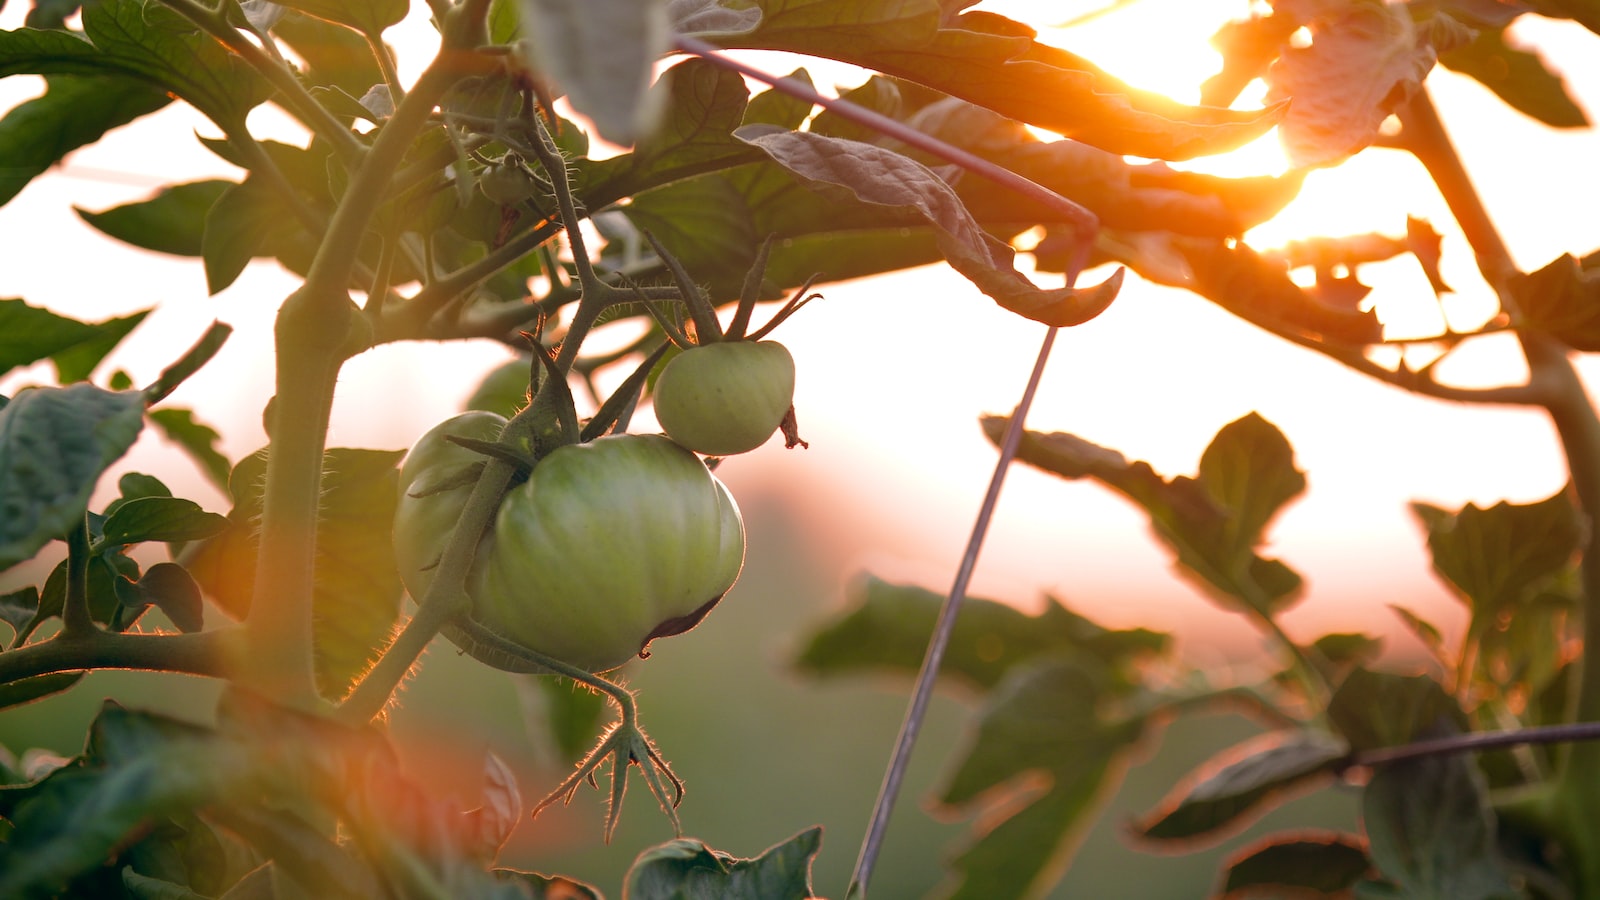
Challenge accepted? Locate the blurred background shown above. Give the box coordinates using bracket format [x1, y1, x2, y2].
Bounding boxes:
[3, 0, 1599, 896]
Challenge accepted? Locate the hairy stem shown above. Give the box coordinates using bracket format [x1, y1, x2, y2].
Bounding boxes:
[337, 459, 517, 725]
[59, 516, 94, 638]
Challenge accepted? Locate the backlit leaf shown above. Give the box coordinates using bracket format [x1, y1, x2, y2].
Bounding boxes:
[148, 408, 231, 492]
[795, 574, 1167, 690]
[0, 672, 85, 711]
[0, 74, 170, 209]
[186, 449, 405, 698]
[276, 0, 407, 34]
[1411, 487, 1579, 625]
[623, 827, 822, 900]
[100, 497, 228, 545]
[131, 562, 204, 633]
[75, 181, 233, 258]
[1441, 23, 1587, 127]
[739, 127, 1122, 327]
[721, 0, 1282, 160]
[1179, 239, 1385, 345]
[1135, 730, 1348, 842]
[1509, 254, 1600, 351]
[1267, 0, 1466, 166]
[518, 0, 670, 145]
[0, 299, 150, 383]
[0, 384, 145, 570]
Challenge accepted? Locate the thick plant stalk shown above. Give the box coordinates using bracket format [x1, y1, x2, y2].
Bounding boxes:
[1398, 87, 1600, 886]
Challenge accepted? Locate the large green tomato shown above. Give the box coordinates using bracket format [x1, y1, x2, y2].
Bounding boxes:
[393, 411, 508, 602]
[474, 434, 745, 673]
[394, 418, 745, 674]
[652, 340, 795, 456]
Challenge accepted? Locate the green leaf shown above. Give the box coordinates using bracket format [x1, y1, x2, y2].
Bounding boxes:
[79, 0, 272, 127]
[1440, 24, 1587, 127]
[492, 869, 604, 899]
[26, 0, 87, 29]
[1510, 254, 1600, 351]
[1223, 835, 1373, 897]
[517, 0, 670, 144]
[121, 868, 211, 900]
[738, 127, 1123, 327]
[100, 496, 228, 545]
[466, 356, 532, 419]
[1390, 604, 1448, 663]
[0, 586, 41, 637]
[1178, 238, 1385, 345]
[202, 177, 316, 294]
[1360, 755, 1519, 899]
[934, 657, 1145, 899]
[128, 562, 205, 633]
[722, 0, 1281, 161]
[622, 827, 822, 900]
[75, 180, 234, 257]
[52, 309, 148, 384]
[0, 74, 170, 209]
[983, 412, 1307, 616]
[275, 0, 407, 34]
[1135, 730, 1348, 841]
[1411, 487, 1579, 626]
[187, 448, 406, 698]
[0, 298, 149, 382]
[795, 574, 1167, 690]
[0, 384, 145, 570]
[0, 672, 85, 711]
[1266, 1, 1467, 167]
[1327, 668, 1468, 752]
[514, 674, 607, 763]
[148, 408, 232, 492]
[1313, 633, 1384, 668]
[274, 11, 388, 101]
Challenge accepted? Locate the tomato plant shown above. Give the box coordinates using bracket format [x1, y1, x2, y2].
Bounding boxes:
[2, 0, 1599, 898]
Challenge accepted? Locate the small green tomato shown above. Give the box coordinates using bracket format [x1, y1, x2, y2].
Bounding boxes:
[652, 340, 796, 456]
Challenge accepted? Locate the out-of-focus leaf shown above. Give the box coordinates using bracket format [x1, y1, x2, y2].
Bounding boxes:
[187, 449, 405, 698]
[1179, 239, 1385, 345]
[274, 11, 388, 102]
[0, 74, 170, 209]
[740, 69, 815, 130]
[0, 299, 149, 383]
[517, 0, 670, 145]
[0, 672, 85, 711]
[0, 384, 145, 570]
[671, 0, 761, 37]
[75, 181, 233, 258]
[467, 356, 532, 419]
[461, 752, 522, 861]
[202, 176, 318, 295]
[78, 0, 272, 127]
[739, 127, 1123, 327]
[795, 574, 1167, 690]
[1411, 488, 1578, 630]
[1222, 835, 1373, 897]
[1360, 754, 1518, 899]
[1524, 0, 1600, 37]
[622, 827, 822, 899]
[513, 674, 607, 764]
[576, 58, 758, 207]
[1313, 633, 1384, 668]
[148, 408, 232, 492]
[0, 586, 41, 637]
[492, 869, 604, 899]
[1510, 254, 1600, 351]
[1406, 216, 1451, 296]
[983, 412, 1306, 616]
[276, 0, 407, 34]
[1266, 1, 1468, 166]
[121, 868, 211, 900]
[1441, 23, 1587, 127]
[720, 0, 1282, 161]
[896, 98, 1305, 237]
[1327, 667, 1468, 752]
[26, 0, 85, 29]
[1134, 730, 1348, 842]
[1201, 12, 1300, 108]
[934, 657, 1145, 899]
[1390, 604, 1449, 663]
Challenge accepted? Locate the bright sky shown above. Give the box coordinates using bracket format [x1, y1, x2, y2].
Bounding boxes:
[2, 1, 1598, 660]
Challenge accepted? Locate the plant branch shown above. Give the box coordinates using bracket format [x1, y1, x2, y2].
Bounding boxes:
[1351, 721, 1600, 768]
[0, 627, 238, 683]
